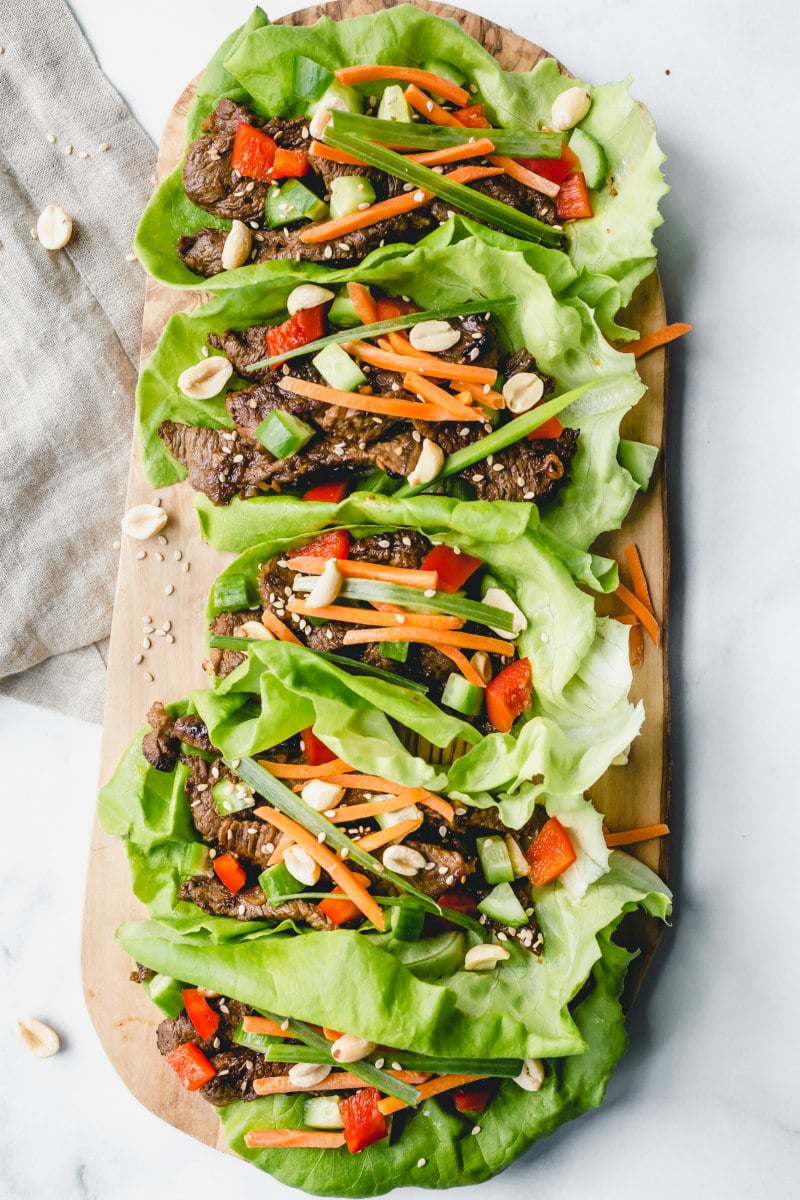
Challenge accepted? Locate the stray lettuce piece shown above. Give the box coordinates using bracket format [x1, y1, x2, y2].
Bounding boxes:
[618, 438, 659, 492]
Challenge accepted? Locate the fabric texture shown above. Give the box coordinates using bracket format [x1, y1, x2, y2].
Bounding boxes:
[0, 0, 156, 722]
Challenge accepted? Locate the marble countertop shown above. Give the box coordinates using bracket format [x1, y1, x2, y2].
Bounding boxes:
[2, 1, 799, 1196]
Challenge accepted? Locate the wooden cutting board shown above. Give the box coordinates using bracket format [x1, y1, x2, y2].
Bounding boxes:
[81, 0, 669, 1153]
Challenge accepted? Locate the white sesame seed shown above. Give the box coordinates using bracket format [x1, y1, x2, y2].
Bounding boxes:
[392, 1062, 402, 1071]
[99, 143, 110, 152]
[497, 931, 508, 941]
[317, 831, 326, 844]
[154, 552, 164, 562]
[142, 637, 151, 650]
[64, 144, 73, 155]
[143, 672, 154, 682]
[471, 1125, 481, 1135]
[133, 654, 143, 665]
[125, 252, 136, 262]
[417, 1159, 427, 1169]
[47, 133, 56, 144]
[424, 588, 435, 598]
[183, 562, 190, 573]
[374, 1057, 385, 1069]
[281, 1018, 290, 1031]
[78, 150, 89, 159]
[155, 629, 166, 638]
[143, 625, 155, 634]
[165, 584, 174, 596]
[112, 539, 121, 551]
[136, 550, 146, 560]
[163, 620, 172, 632]
[340, 848, 349, 860]
[413, 190, 425, 202]
[158, 534, 168, 545]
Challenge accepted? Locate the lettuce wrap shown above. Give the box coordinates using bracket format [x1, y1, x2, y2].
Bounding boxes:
[134, 5, 667, 339]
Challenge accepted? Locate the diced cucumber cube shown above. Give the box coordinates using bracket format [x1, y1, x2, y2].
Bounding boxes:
[567, 127, 607, 190]
[477, 882, 529, 927]
[442, 672, 484, 716]
[329, 174, 376, 220]
[377, 84, 413, 123]
[312, 342, 367, 392]
[143, 973, 186, 1018]
[255, 410, 315, 459]
[266, 179, 329, 228]
[303, 1096, 344, 1130]
[476, 836, 515, 885]
[212, 778, 254, 816]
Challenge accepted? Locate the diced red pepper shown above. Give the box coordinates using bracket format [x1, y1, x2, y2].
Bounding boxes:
[375, 296, 419, 320]
[526, 415, 564, 441]
[527, 817, 577, 886]
[517, 140, 579, 185]
[165, 1042, 216, 1091]
[485, 657, 532, 733]
[318, 876, 371, 925]
[213, 853, 247, 895]
[301, 726, 338, 766]
[182, 989, 220, 1041]
[231, 122, 277, 181]
[454, 103, 491, 128]
[453, 1086, 491, 1115]
[339, 1088, 388, 1154]
[266, 304, 327, 362]
[556, 171, 594, 221]
[272, 147, 309, 179]
[303, 481, 349, 504]
[438, 888, 479, 916]
[289, 529, 350, 561]
[420, 544, 482, 593]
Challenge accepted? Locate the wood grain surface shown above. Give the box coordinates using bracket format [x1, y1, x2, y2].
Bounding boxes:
[82, 0, 669, 1154]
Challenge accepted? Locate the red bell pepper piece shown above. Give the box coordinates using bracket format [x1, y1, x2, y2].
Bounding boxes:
[438, 888, 479, 916]
[165, 1042, 217, 1091]
[318, 876, 371, 925]
[289, 529, 350, 561]
[453, 1086, 491, 1115]
[266, 304, 327, 362]
[454, 103, 491, 128]
[375, 296, 419, 320]
[339, 1088, 388, 1154]
[527, 817, 577, 886]
[517, 140, 579, 185]
[556, 171, 594, 221]
[182, 988, 220, 1041]
[231, 122, 277, 181]
[272, 147, 309, 179]
[420, 544, 482, 593]
[303, 481, 349, 504]
[485, 657, 532, 733]
[526, 415, 564, 441]
[213, 852, 247, 895]
[301, 726, 338, 766]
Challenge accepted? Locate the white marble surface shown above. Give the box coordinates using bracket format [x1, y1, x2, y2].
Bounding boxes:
[2, 0, 799, 1196]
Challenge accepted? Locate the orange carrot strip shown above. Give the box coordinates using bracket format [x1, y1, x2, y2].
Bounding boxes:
[403, 371, 478, 421]
[378, 1073, 484, 1116]
[386, 330, 416, 355]
[258, 758, 354, 779]
[309, 139, 368, 166]
[242, 1016, 288, 1038]
[322, 1027, 345, 1041]
[267, 833, 291, 866]
[446, 165, 505, 186]
[628, 623, 645, 670]
[402, 787, 455, 822]
[451, 379, 505, 409]
[613, 613, 640, 626]
[408, 137, 495, 166]
[315, 774, 454, 821]
[328, 794, 425, 823]
[300, 190, 434, 244]
[487, 153, 560, 199]
[279, 376, 446, 422]
[336, 66, 470, 107]
[347, 282, 378, 325]
[623, 323, 693, 358]
[260, 608, 303, 645]
[436, 644, 488, 688]
[616, 583, 660, 647]
[604, 823, 670, 848]
[342, 626, 515, 656]
[254, 806, 385, 930]
[287, 555, 439, 590]
[345, 341, 496, 385]
[354, 818, 422, 851]
[245, 1128, 346, 1148]
[405, 84, 464, 127]
[286, 598, 464, 630]
[624, 544, 654, 615]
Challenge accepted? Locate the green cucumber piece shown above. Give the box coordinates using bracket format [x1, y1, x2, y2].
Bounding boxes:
[328, 288, 362, 328]
[143, 973, 186, 1018]
[476, 836, 515, 885]
[258, 862, 302, 905]
[568, 127, 607, 189]
[378, 640, 409, 663]
[375, 804, 421, 830]
[255, 410, 315, 459]
[478, 882, 529, 927]
[390, 900, 426, 941]
[422, 59, 467, 89]
[292, 56, 334, 103]
[210, 573, 250, 614]
[442, 672, 484, 717]
[329, 174, 376, 220]
[312, 342, 367, 392]
[181, 842, 213, 878]
[266, 179, 328, 228]
[303, 1096, 345, 1130]
[212, 778, 254, 816]
[308, 81, 364, 119]
[377, 84, 413, 123]
[232, 1020, 285, 1055]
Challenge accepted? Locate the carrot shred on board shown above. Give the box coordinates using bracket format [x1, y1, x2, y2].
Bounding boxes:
[623, 323, 693, 358]
[378, 1074, 484, 1116]
[327, 793, 428, 823]
[437, 644, 488, 688]
[624, 543, 654, 614]
[628, 622, 645, 670]
[616, 583, 660, 647]
[245, 1128, 346, 1148]
[260, 609, 303, 644]
[259, 758, 354, 779]
[347, 282, 378, 324]
[335, 65, 471, 106]
[287, 555, 439, 590]
[487, 154, 560, 199]
[253, 805, 386, 930]
[403, 371, 477, 421]
[286, 598, 464, 630]
[345, 340, 497, 385]
[407, 137, 495, 166]
[278, 376, 448, 422]
[405, 83, 464, 127]
[309, 139, 368, 166]
[354, 818, 423, 851]
[604, 823, 670, 848]
[242, 1016, 289, 1038]
[342, 626, 515, 656]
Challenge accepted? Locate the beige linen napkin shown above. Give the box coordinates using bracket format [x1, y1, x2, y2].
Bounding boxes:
[0, 0, 157, 722]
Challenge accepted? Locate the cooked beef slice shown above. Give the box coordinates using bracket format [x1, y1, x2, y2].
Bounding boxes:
[502, 348, 554, 394]
[303, 621, 351, 653]
[430, 173, 559, 230]
[130, 962, 154, 984]
[208, 324, 273, 377]
[183, 756, 282, 868]
[172, 715, 214, 754]
[156, 997, 251, 1057]
[216, 813, 282, 868]
[184, 757, 229, 842]
[177, 228, 226, 276]
[142, 701, 179, 772]
[158, 422, 273, 505]
[348, 530, 431, 569]
[463, 428, 579, 503]
[178, 877, 333, 929]
[208, 608, 264, 678]
[407, 842, 475, 898]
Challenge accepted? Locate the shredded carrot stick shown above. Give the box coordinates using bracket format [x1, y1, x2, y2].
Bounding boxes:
[386, 330, 415, 354]
[287, 555, 439, 590]
[408, 137, 495, 166]
[604, 822, 670, 848]
[260, 609, 303, 645]
[310, 139, 368, 166]
[335, 65, 470, 107]
[487, 153, 560, 199]
[390, 335, 504, 409]
[403, 371, 477, 421]
[623, 323, 693, 358]
[354, 818, 422, 851]
[254, 805, 385, 930]
[451, 378, 505, 409]
[258, 758, 354, 780]
[245, 1128, 346, 1148]
[378, 1073, 484, 1116]
[345, 341, 496, 385]
[252, 1070, 428, 1100]
[279, 376, 447, 422]
[267, 833, 291, 866]
[242, 1016, 288, 1038]
[404, 83, 464, 127]
[347, 282, 378, 325]
[286, 598, 464, 630]
[317, 774, 454, 821]
[401, 787, 455, 822]
[624, 543, 654, 614]
[628, 622, 645, 670]
[613, 613, 640, 626]
[328, 794, 424, 823]
[300, 189, 434, 244]
[436, 644, 488, 688]
[342, 626, 515, 656]
[615, 583, 660, 647]
[446, 164, 505, 186]
[322, 1027, 344, 1041]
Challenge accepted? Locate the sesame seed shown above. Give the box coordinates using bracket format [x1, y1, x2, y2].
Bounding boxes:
[439, 825, 447, 837]
[112, 540, 121, 551]
[99, 143, 110, 152]
[154, 552, 164, 562]
[424, 588, 435, 598]
[47, 133, 56, 144]
[497, 931, 508, 941]
[143, 624, 155, 634]
[417, 1159, 427, 1169]
[64, 144, 73, 155]
[392, 1062, 402, 1071]
[403, 182, 414, 191]
[143, 672, 154, 682]
[166, 634, 175, 644]
[165, 584, 174, 596]
[375, 1057, 385, 1069]
[413, 190, 425, 202]
[78, 150, 89, 159]
[158, 534, 167, 545]
[183, 562, 190, 573]
[136, 550, 146, 560]
[133, 654, 143, 665]
[317, 831, 326, 844]
[340, 848, 349, 860]
[471, 1125, 481, 1135]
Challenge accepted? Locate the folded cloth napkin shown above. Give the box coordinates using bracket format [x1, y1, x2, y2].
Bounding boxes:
[0, 0, 157, 722]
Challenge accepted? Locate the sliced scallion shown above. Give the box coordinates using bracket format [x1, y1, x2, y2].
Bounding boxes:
[290, 576, 515, 633]
[329, 110, 562, 158]
[206, 637, 429, 693]
[266, 1042, 524, 1078]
